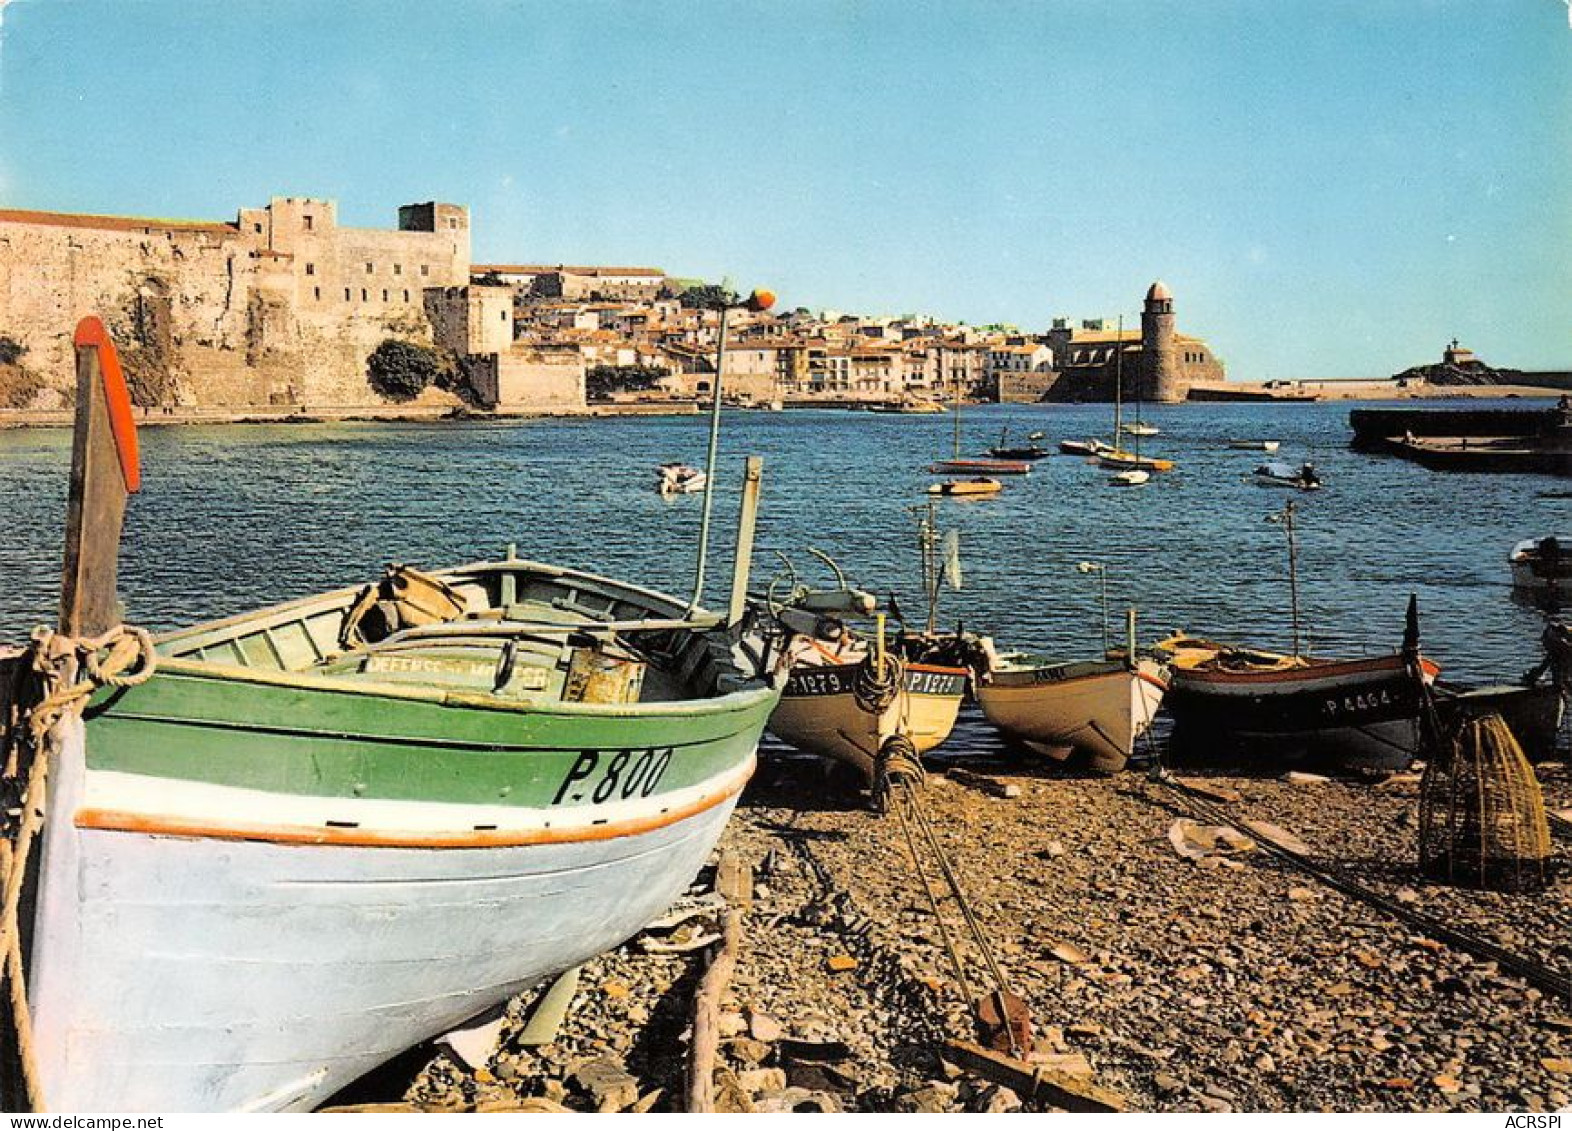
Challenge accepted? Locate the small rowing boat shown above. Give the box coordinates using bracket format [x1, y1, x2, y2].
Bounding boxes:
[928, 476, 1003, 497]
[929, 458, 1032, 475]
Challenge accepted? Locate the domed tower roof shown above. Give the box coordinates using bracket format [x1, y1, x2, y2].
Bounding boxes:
[1145, 280, 1173, 303]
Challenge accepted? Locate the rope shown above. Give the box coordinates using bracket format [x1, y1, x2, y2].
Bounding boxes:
[853, 650, 903, 715]
[877, 735, 1025, 1056]
[1, 623, 156, 1112]
[1153, 772, 1572, 1002]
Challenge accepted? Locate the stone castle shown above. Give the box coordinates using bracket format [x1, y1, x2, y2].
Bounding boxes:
[0, 198, 583, 411]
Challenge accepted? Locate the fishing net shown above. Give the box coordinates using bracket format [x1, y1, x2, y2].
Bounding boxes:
[1418, 712, 1551, 892]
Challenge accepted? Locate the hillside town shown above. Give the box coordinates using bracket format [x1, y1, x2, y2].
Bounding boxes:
[0, 195, 1226, 417]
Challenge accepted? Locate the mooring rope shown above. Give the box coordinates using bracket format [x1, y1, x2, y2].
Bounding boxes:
[878, 734, 1025, 1055]
[1, 624, 157, 1112]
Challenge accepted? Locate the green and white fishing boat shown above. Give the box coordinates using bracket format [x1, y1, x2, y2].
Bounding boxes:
[5, 319, 779, 1112]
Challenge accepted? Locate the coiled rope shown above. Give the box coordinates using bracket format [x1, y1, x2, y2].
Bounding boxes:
[1, 624, 156, 1112]
[852, 650, 903, 715]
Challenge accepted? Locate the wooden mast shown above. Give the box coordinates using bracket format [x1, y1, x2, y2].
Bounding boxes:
[1111, 315, 1124, 447]
[59, 317, 141, 638]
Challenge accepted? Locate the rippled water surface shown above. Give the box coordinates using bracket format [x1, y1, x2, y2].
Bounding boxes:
[0, 400, 1557, 699]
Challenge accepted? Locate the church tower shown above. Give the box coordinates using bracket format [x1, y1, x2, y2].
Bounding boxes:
[1140, 280, 1182, 403]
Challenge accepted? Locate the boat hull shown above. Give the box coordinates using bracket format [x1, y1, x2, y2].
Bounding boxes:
[767, 662, 967, 778]
[31, 649, 773, 1111]
[1165, 653, 1434, 772]
[928, 459, 1031, 476]
[977, 658, 1167, 773]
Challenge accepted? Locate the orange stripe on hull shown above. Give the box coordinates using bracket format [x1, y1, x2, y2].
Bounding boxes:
[75, 759, 752, 849]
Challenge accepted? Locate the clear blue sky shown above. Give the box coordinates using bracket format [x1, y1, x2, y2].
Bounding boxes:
[1, 0, 1567, 379]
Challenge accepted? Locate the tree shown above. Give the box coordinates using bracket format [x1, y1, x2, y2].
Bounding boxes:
[367, 339, 445, 401]
[586, 364, 670, 400]
[678, 284, 738, 311]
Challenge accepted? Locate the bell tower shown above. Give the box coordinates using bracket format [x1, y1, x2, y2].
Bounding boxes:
[1140, 280, 1181, 403]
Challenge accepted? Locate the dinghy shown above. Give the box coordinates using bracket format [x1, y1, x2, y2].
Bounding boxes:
[1509, 535, 1572, 598]
[927, 476, 1004, 497]
[976, 654, 1169, 773]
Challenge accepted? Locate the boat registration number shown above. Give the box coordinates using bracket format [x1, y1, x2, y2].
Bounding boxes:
[551, 747, 675, 806]
[1321, 688, 1394, 718]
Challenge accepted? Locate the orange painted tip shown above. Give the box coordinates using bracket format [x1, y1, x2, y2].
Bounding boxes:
[73, 316, 141, 494]
[747, 289, 776, 312]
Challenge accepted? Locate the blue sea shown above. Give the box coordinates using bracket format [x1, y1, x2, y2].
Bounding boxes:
[0, 401, 1557, 711]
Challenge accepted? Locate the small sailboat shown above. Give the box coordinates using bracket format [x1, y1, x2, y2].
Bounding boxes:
[1059, 438, 1111, 457]
[928, 476, 1004, 497]
[987, 426, 1050, 460]
[657, 462, 707, 494]
[928, 366, 1031, 475]
[1121, 422, 1160, 437]
[1253, 461, 1320, 490]
[1094, 315, 1174, 474]
[1109, 469, 1150, 487]
[1227, 439, 1280, 452]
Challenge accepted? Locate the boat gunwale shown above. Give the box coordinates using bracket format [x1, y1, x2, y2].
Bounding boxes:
[135, 657, 778, 719]
[1169, 651, 1438, 687]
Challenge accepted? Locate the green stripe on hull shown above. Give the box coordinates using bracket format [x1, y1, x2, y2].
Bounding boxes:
[85, 670, 777, 810]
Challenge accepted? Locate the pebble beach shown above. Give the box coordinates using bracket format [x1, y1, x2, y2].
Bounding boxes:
[397, 748, 1572, 1113]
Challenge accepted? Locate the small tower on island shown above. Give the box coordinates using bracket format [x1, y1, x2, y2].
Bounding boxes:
[1140, 279, 1182, 403]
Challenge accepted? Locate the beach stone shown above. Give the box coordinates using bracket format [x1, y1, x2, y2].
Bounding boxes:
[974, 1084, 1022, 1113]
[570, 1055, 639, 1112]
[718, 1010, 748, 1037]
[749, 1010, 784, 1042]
[714, 1068, 755, 1113]
[1542, 1057, 1572, 1075]
[896, 1083, 957, 1113]
[1153, 1072, 1184, 1096]
[1002, 784, 1023, 799]
[738, 1067, 787, 1094]
[728, 1037, 772, 1065]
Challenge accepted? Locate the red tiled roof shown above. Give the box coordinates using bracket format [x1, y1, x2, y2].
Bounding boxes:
[0, 208, 236, 236]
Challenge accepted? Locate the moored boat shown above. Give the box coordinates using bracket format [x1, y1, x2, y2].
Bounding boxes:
[1227, 439, 1280, 452]
[1253, 460, 1321, 489]
[1153, 632, 1439, 771]
[929, 457, 1032, 475]
[1096, 448, 1175, 473]
[1509, 535, 1572, 598]
[987, 426, 1050, 460]
[1121, 422, 1160, 438]
[928, 476, 1004, 497]
[657, 462, 707, 494]
[1059, 438, 1110, 457]
[1109, 468, 1150, 487]
[976, 654, 1169, 773]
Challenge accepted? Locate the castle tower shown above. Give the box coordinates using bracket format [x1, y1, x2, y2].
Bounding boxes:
[1140, 279, 1181, 403]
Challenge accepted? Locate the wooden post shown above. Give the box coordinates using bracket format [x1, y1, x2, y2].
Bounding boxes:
[726, 457, 764, 627]
[59, 319, 139, 638]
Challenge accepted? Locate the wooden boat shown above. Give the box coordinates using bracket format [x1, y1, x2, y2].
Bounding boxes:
[1059, 438, 1110, 457]
[768, 645, 969, 780]
[1227, 439, 1280, 452]
[1109, 469, 1150, 487]
[1510, 535, 1572, 597]
[1153, 633, 1439, 771]
[1253, 461, 1321, 490]
[976, 654, 1169, 773]
[987, 426, 1050, 460]
[929, 457, 1031, 475]
[657, 462, 707, 494]
[1095, 448, 1175, 473]
[11, 318, 780, 1112]
[928, 476, 1003, 497]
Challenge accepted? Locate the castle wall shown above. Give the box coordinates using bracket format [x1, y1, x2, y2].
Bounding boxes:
[0, 198, 478, 410]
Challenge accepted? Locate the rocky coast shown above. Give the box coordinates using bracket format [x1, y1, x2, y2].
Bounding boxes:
[389, 744, 1572, 1114]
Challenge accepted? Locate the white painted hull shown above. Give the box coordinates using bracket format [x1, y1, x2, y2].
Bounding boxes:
[977, 659, 1167, 773]
[30, 718, 748, 1112]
